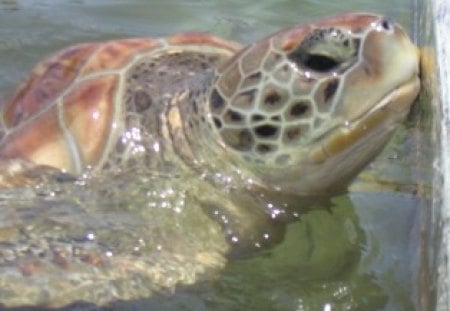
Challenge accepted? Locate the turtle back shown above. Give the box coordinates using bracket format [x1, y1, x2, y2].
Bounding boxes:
[0, 34, 240, 173]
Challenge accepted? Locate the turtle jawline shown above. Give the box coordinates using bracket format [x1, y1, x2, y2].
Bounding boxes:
[307, 73, 420, 163]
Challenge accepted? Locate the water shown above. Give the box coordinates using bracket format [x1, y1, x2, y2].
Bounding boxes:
[0, 0, 431, 310]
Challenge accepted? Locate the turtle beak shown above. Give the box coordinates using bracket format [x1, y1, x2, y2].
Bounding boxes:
[333, 20, 420, 123]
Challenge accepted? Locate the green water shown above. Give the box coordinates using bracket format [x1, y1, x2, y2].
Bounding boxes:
[0, 0, 431, 310]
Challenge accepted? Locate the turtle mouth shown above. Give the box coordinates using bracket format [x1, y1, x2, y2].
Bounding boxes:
[307, 73, 420, 163]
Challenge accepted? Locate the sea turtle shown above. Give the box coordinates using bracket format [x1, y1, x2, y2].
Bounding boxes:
[0, 12, 419, 308]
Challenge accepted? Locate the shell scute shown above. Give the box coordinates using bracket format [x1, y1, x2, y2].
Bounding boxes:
[62, 75, 118, 167]
[3, 43, 99, 128]
[80, 38, 161, 76]
[0, 106, 73, 170]
[167, 32, 242, 51]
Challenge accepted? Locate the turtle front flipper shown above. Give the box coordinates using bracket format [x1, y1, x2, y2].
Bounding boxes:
[199, 193, 287, 259]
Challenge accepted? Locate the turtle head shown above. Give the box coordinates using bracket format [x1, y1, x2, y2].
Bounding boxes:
[209, 13, 420, 195]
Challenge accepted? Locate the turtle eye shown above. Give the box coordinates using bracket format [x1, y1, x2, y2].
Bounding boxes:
[299, 53, 340, 72]
[288, 27, 358, 74]
[288, 48, 340, 73]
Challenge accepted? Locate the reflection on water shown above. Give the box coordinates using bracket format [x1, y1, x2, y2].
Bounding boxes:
[0, 0, 431, 310]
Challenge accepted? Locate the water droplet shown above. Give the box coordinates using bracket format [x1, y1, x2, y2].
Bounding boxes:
[271, 208, 284, 219]
[152, 142, 160, 152]
[161, 201, 169, 208]
[86, 232, 95, 241]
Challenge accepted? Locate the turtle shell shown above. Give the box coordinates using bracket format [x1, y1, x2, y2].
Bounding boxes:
[0, 33, 240, 173]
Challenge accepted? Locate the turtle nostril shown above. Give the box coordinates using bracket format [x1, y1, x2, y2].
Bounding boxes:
[381, 18, 392, 31]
